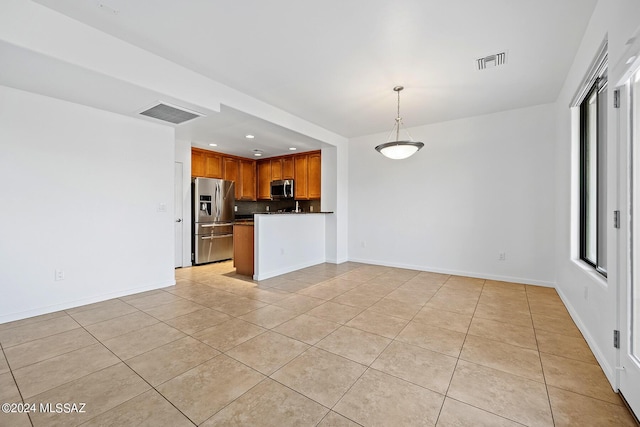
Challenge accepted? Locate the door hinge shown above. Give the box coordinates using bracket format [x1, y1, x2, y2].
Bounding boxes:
[614, 89, 620, 108]
[614, 210, 621, 229]
[191, 253, 194, 262]
[614, 330, 620, 349]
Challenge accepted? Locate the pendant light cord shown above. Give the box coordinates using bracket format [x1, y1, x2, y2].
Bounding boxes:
[396, 89, 401, 142]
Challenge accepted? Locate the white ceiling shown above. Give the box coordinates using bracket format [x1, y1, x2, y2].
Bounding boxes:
[21, 0, 597, 155]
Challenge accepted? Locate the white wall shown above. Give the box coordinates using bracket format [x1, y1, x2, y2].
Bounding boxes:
[348, 104, 556, 286]
[0, 85, 175, 323]
[553, 0, 640, 387]
[321, 143, 349, 264]
[175, 140, 192, 267]
[254, 214, 326, 280]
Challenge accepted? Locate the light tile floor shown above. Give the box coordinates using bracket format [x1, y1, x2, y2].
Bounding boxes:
[0, 262, 637, 426]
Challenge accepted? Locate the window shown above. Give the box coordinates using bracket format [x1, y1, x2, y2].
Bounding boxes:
[578, 49, 608, 276]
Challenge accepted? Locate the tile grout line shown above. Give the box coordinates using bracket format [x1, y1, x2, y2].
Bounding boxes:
[76, 322, 199, 426]
[432, 277, 485, 426]
[0, 341, 35, 427]
[526, 285, 557, 427]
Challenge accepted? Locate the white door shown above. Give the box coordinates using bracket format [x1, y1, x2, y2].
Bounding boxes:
[174, 162, 184, 268]
[618, 68, 640, 418]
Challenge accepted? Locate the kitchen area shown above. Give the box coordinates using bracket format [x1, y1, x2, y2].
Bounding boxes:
[190, 147, 331, 281]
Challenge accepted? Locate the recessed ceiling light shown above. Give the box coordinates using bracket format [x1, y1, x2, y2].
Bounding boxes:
[245, 134, 255, 139]
[289, 147, 297, 151]
[209, 143, 217, 147]
[627, 55, 637, 64]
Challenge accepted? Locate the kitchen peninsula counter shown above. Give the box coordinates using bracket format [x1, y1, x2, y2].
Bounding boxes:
[252, 211, 333, 215]
[253, 212, 332, 280]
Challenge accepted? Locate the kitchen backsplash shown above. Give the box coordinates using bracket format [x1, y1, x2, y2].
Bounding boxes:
[235, 199, 321, 216]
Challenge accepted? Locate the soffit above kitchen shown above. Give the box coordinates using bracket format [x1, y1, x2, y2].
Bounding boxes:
[30, 0, 596, 139]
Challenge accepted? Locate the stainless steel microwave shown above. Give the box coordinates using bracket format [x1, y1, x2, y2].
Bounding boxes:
[271, 180, 294, 199]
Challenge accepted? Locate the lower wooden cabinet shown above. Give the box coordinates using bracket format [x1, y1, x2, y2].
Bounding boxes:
[233, 224, 254, 276]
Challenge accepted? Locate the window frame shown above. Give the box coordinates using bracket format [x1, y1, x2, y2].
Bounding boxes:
[578, 60, 608, 277]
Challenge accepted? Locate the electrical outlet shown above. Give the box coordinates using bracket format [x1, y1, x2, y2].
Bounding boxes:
[280, 248, 285, 255]
[361, 241, 366, 248]
[55, 270, 65, 281]
[234, 205, 238, 212]
[584, 286, 589, 300]
[498, 252, 506, 261]
[157, 203, 167, 212]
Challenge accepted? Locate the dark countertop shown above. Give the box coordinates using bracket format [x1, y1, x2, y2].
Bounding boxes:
[253, 211, 334, 215]
[234, 220, 254, 226]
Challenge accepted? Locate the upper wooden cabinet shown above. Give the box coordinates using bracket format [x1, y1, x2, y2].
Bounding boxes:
[257, 160, 271, 200]
[239, 160, 256, 201]
[223, 156, 256, 201]
[192, 148, 223, 179]
[271, 159, 283, 181]
[192, 148, 256, 200]
[293, 151, 321, 200]
[223, 156, 239, 183]
[282, 157, 294, 179]
[193, 147, 318, 201]
[269, 157, 294, 181]
[294, 154, 309, 200]
[205, 151, 223, 178]
[191, 149, 206, 177]
[308, 152, 321, 200]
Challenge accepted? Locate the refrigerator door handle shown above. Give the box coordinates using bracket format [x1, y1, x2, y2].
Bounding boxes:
[201, 234, 233, 240]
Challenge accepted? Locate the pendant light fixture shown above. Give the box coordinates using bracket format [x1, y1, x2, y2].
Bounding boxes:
[375, 86, 424, 160]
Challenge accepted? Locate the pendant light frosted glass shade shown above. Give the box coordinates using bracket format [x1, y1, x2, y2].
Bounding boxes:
[376, 86, 424, 160]
[375, 141, 424, 160]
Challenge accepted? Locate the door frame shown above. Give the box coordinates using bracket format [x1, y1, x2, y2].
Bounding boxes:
[174, 161, 184, 268]
[615, 52, 640, 419]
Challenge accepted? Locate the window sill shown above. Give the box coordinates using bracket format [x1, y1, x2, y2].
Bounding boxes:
[571, 258, 608, 289]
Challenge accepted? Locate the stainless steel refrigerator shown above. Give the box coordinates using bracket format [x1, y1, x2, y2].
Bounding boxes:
[192, 177, 235, 265]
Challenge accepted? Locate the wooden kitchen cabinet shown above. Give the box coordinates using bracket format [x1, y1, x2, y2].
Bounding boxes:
[239, 160, 256, 201]
[191, 148, 206, 177]
[308, 152, 321, 199]
[257, 160, 271, 200]
[193, 148, 318, 201]
[293, 151, 321, 200]
[233, 223, 254, 276]
[204, 151, 223, 178]
[223, 157, 256, 201]
[192, 148, 223, 179]
[271, 159, 283, 181]
[282, 157, 294, 179]
[223, 157, 240, 198]
[294, 154, 309, 200]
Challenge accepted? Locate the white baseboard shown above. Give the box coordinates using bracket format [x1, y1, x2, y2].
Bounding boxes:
[555, 286, 617, 390]
[254, 258, 326, 281]
[347, 257, 556, 288]
[0, 279, 176, 325]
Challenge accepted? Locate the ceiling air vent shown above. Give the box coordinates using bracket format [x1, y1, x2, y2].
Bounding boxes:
[139, 102, 203, 124]
[476, 52, 507, 70]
